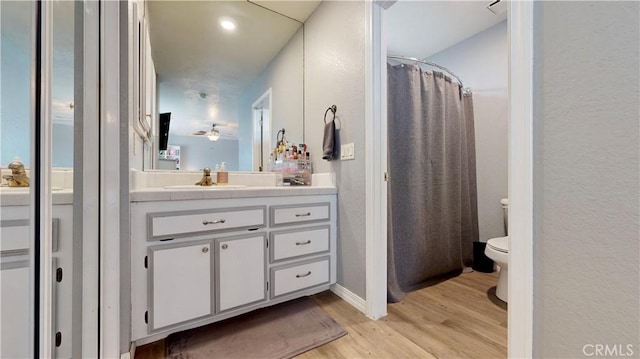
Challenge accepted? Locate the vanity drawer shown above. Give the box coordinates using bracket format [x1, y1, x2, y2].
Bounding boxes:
[270, 203, 330, 227]
[1, 219, 59, 256]
[270, 257, 329, 298]
[270, 226, 329, 262]
[148, 206, 266, 240]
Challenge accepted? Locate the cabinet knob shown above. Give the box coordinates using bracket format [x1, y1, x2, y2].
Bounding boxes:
[202, 247, 209, 253]
[221, 244, 228, 250]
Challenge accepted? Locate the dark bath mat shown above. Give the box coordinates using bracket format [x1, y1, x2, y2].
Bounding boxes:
[166, 296, 347, 359]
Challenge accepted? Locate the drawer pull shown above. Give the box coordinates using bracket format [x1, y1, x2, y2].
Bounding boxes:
[296, 271, 312, 278]
[202, 219, 226, 225]
[295, 240, 311, 246]
[295, 212, 311, 217]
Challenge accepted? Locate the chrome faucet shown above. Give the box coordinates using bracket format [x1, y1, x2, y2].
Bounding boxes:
[2, 159, 30, 187]
[195, 167, 214, 186]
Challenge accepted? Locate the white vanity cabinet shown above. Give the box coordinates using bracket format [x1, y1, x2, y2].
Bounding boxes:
[148, 240, 213, 331]
[216, 234, 267, 312]
[130, 191, 337, 345]
[0, 203, 74, 358]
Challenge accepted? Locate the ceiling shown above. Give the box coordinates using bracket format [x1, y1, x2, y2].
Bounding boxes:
[250, 0, 322, 23]
[148, 1, 320, 138]
[387, 0, 507, 59]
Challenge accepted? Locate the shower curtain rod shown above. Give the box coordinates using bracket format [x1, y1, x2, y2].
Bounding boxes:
[387, 55, 471, 93]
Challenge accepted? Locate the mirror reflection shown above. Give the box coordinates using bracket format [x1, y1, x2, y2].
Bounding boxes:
[1, 1, 74, 169]
[146, 1, 308, 171]
[1, 1, 33, 167]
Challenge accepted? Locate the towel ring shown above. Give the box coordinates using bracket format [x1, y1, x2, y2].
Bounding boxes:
[324, 105, 337, 124]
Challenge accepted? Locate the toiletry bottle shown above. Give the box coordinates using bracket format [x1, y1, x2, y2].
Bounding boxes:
[217, 162, 228, 185]
[267, 154, 274, 172]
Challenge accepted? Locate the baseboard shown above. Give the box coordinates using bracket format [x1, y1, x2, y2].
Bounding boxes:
[330, 284, 366, 313]
[121, 342, 135, 359]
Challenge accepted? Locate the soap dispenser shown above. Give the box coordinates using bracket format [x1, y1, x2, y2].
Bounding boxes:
[217, 162, 228, 185]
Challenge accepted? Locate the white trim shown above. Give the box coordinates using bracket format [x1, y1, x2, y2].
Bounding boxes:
[40, 1, 54, 357]
[330, 284, 366, 314]
[101, 1, 122, 357]
[82, 1, 100, 357]
[508, 1, 534, 358]
[364, 0, 388, 320]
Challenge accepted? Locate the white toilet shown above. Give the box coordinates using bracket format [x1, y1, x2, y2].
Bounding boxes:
[484, 198, 509, 302]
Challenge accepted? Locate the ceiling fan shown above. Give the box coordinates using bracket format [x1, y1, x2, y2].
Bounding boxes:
[190, 123, 231, 141]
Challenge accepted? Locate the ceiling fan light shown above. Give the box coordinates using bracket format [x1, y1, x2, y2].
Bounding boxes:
[207, 129, 220, 141]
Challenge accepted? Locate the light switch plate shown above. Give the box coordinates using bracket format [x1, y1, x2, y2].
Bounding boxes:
[340, 143, 355, 160]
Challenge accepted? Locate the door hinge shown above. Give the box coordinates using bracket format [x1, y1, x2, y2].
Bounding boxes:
[145, 311, 148, 324]
[384, 172, 389, 182]
[266, 239, 269, 248]
[55, 332, 62, 347]
[266, 281, 269, 291]
[56, 268, 63, 282]
[144, 256, 148, 269]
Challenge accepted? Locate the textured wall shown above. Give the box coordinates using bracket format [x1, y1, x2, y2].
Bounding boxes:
[533, 2, 640, 356]
[427, 21, 508, 242]
[304, 1, 367, 299]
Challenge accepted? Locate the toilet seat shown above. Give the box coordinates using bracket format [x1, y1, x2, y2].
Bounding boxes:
[487, 236, 509, 253]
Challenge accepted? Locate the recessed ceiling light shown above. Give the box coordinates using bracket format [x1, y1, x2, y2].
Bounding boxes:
[220, 18, 236, 31]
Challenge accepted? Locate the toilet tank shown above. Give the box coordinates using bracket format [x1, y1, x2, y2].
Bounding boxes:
[501, 198, 509, 235]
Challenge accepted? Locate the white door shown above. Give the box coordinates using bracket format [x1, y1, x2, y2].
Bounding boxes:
[149, 241, 213, 330]
[217, 235, 266, 312]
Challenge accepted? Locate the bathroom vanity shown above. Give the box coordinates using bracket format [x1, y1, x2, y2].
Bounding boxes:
[130, 185, 337, 344]
[0, 187, 75, 358]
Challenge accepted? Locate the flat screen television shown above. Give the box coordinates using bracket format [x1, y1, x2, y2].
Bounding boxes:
[158, 112, 171, 151]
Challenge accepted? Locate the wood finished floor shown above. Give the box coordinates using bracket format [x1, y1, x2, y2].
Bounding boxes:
[135, 271, 506, 359]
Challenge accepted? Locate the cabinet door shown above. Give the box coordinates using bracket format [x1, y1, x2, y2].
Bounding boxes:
[217, 234, 266, 312]
[149, 241, 212, 331]
[1, 261, 29, 359]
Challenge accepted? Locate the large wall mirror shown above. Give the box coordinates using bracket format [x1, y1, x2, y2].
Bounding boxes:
[146, 1, 317, 172]
[1, 1, 75, 169]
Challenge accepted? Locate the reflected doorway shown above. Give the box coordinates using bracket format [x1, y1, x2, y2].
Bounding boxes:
[252, 89, 272, 172]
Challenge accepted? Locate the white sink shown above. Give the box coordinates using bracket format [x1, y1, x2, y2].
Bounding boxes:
[163, 185, 247, 190]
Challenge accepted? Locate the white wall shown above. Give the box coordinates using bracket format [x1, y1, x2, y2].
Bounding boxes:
[168, 135, 239, 172]
[238, 28, 304, 171]
[426, 21, 508, 242]
[304, 1, 367, 299]
[533, 2, 639, 356]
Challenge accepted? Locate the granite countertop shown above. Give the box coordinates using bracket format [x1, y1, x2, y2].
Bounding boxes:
[130, 185, 338, 202]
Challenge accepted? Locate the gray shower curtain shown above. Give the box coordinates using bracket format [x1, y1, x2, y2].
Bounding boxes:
[387, 63, 479, 303]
